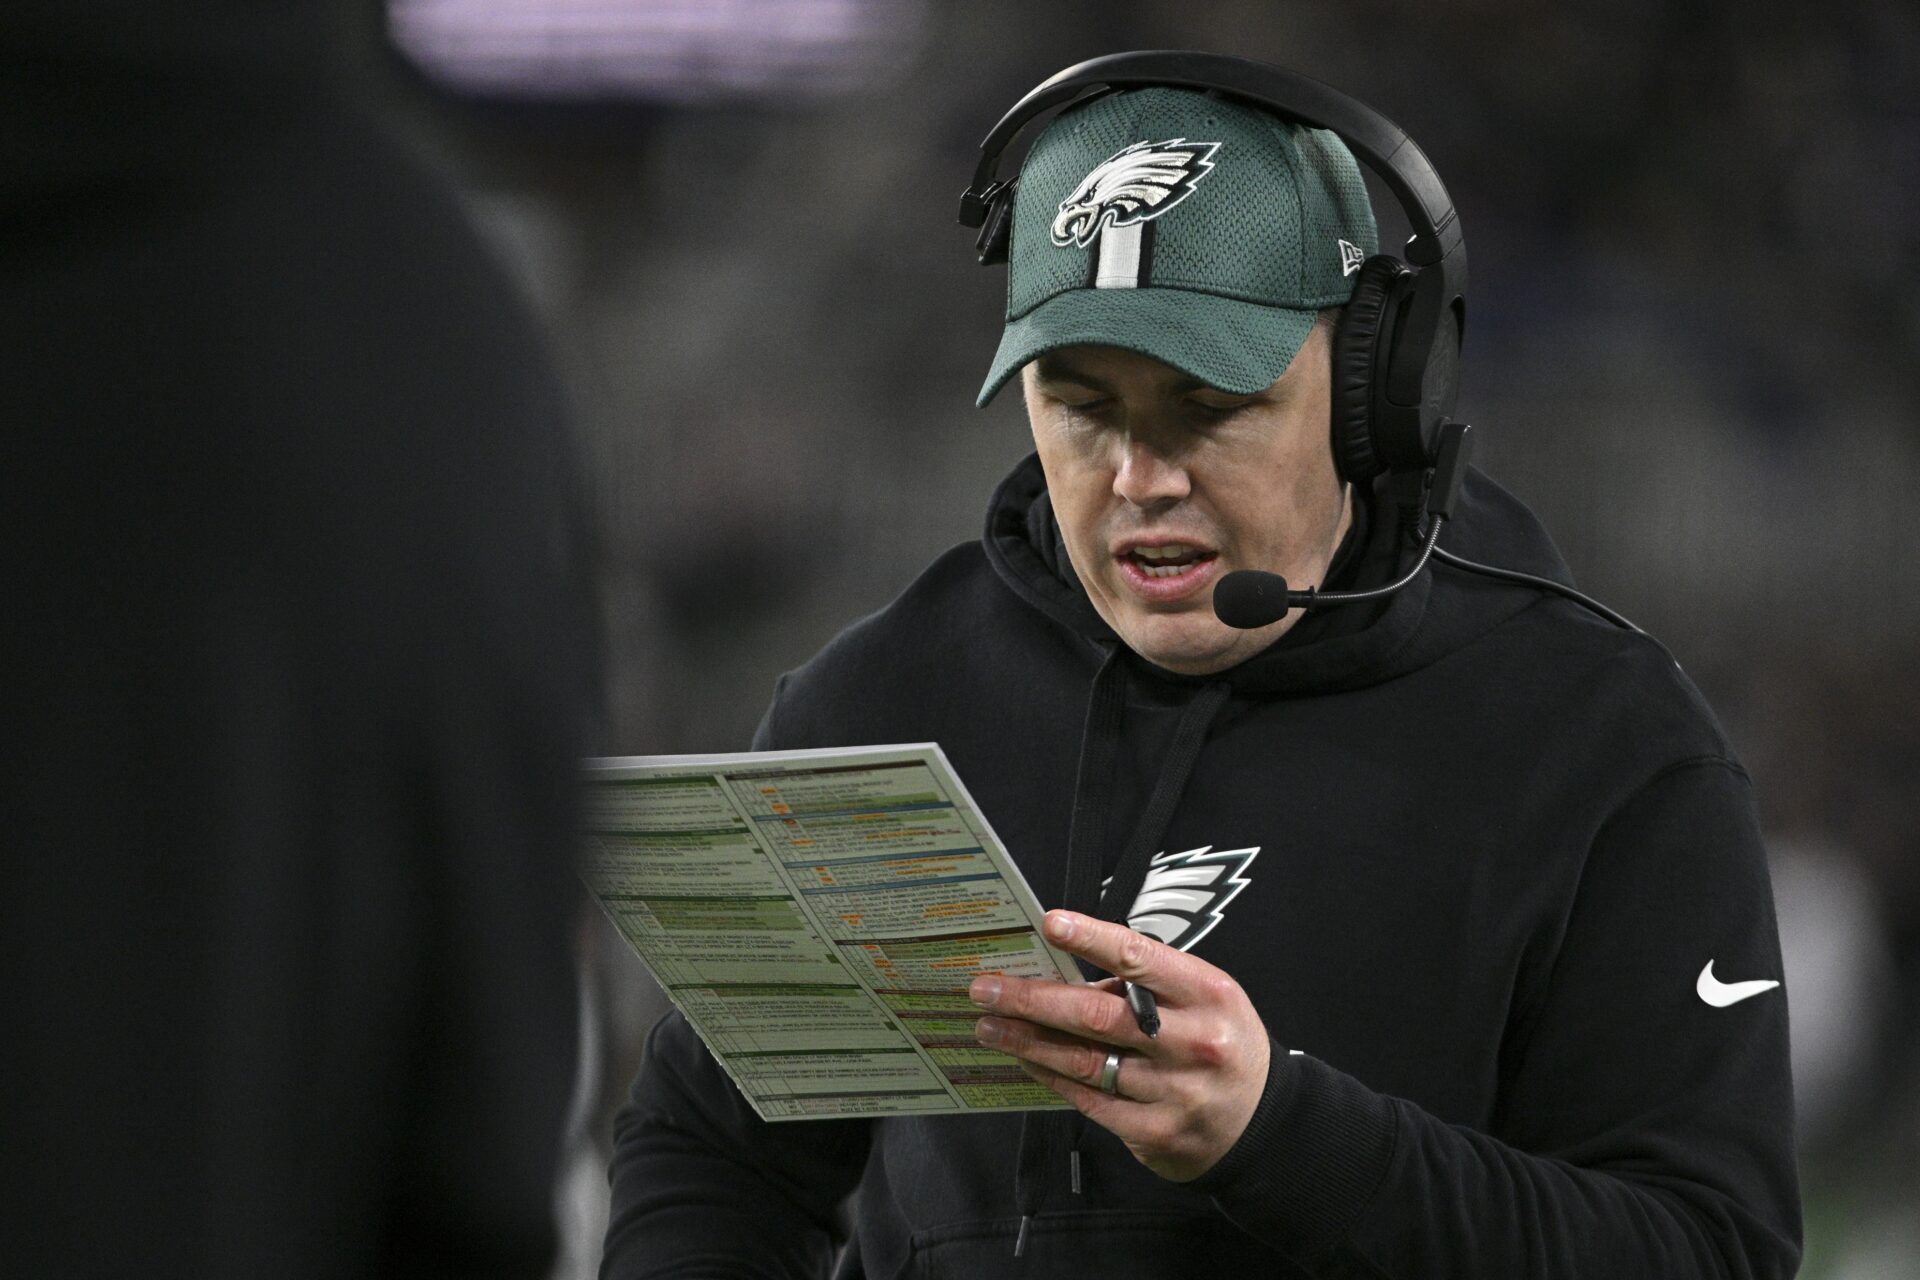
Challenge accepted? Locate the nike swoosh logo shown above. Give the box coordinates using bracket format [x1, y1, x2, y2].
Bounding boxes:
[1696, 960, 1780, 1007]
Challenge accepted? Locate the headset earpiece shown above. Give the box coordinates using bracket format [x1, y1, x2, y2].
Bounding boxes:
[1330, 255, 1412, 485]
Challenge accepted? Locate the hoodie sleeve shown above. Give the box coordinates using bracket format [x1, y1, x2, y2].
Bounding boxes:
[600, 676, 874, 1280]
[1187, 757, 1801, 1279]
[600, 1010, 873, 1280]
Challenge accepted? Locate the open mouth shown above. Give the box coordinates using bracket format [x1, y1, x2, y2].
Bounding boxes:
[1125, 544, 1218, 578]
[1114, 543, 1222, 601]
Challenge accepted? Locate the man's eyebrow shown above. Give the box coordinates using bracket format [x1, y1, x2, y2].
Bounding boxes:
[1029, 356, 1216, 396]
[1030, 357, 1114, 392]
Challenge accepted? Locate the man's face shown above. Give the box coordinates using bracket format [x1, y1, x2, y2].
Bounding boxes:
[1020, 324, 1350, 676]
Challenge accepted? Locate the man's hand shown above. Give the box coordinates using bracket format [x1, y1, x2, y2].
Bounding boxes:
[970, 909, 1270, 1182]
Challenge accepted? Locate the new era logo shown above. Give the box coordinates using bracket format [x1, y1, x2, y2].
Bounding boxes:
[1338, 239, 1365, 277]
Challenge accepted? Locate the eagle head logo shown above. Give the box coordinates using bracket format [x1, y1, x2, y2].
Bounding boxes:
[1100, 844, 1259, 953]
[1050, 138, 1221, 249]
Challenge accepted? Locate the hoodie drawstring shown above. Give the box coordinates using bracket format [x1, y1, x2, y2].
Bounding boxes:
[1093, 679, 1232, 931]
[1011, 644, 1232, 1255]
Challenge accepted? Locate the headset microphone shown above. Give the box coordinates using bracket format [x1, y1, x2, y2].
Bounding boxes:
[1213, 521, 1442, 627]
[1213, 420, 1471, 628]
[1212, 419, 1644, 635]
[1210, 571, 1303, 629]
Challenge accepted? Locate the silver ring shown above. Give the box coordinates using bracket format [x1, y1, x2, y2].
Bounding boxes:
[1097, 1048, 1123, 1095]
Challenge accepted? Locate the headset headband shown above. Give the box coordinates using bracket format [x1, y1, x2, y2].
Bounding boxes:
[963, 51, 1459, 265]
[959, 51, 1467, 411]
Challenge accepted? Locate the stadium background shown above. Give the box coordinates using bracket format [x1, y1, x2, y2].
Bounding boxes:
[372, 2, 1919, 1275]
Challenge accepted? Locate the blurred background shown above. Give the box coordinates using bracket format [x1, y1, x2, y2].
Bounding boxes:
[371, 1, 1920, 1275]
[15, 0, 1913, 1273]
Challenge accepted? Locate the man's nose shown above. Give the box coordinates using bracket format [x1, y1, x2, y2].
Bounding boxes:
[1111, 436, 1191, 509]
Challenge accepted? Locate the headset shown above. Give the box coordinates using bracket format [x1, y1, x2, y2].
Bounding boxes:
[960, 50, 1641, 634]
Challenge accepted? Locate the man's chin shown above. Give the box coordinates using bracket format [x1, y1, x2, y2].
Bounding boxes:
[1114, 615, 1248, 676]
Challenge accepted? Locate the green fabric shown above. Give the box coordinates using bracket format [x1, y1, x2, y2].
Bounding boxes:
[981, 287, 1319, 402]
[978, 85, 1378, 406]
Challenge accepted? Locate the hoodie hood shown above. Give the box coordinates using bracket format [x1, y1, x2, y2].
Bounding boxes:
[983, 450, 1579, 695]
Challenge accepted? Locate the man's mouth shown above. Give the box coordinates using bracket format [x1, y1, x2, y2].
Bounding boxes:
[1112, 542, 1222, 602]
[1124, 544, 1218, 578]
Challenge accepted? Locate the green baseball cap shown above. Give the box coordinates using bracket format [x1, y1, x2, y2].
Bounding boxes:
[976, 85, 1379, 407]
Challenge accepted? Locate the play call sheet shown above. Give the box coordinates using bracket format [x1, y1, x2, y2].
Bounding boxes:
[583, 744, 1083, 1121]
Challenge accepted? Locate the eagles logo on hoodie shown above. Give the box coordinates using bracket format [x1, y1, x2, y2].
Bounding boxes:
[1101, 844, 1260, 953]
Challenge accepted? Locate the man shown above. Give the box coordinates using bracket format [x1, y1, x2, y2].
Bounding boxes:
[602, 75, 1800, 1278]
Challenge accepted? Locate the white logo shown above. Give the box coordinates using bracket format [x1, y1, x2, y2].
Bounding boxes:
[1696, 960, 1780, 1007]
[1100, 844, 1259, 953]
[1051, 138, 1221, 249]
[1338, 238, 1365, 277]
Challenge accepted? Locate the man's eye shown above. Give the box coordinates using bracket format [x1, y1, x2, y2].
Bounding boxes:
[1060, 397, 1113, 418]
[1186, 399, 1246, 420]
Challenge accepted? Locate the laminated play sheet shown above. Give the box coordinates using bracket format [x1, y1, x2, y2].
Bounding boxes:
[582, 743, 1082, 1120]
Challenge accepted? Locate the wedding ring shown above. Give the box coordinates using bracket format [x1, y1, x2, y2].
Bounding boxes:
[1097, 1048, 1123, 1095]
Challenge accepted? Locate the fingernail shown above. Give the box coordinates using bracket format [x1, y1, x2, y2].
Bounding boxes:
[1046, 912, 1075, 942]
[975, 1016, 1005, 1045]
[970, 976, 1001, 1005]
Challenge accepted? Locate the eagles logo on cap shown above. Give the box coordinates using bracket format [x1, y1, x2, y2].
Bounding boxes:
[1049, 138, 1221, 249]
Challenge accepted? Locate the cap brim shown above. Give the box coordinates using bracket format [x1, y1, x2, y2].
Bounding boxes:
[976, 287, 1319, 408]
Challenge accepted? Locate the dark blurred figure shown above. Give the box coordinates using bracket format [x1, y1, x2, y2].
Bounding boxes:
[2, 2, 599, 1275]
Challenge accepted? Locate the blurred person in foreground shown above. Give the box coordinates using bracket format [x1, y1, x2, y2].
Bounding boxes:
[601, 59, 1799, 1279]
[2, 1, 598, 1274]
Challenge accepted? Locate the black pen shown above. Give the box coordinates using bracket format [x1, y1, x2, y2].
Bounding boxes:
[1124, 980, 1160, 1039]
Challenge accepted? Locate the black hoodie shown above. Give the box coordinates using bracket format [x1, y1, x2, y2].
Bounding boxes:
[603, 454, 1800, 1279]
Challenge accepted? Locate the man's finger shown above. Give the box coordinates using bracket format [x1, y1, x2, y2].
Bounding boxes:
[1016, 1057, 1148, 1131]
[970, 973, 1155, 1048]
[977, 1016, 1165, 1101]
[1043, 910, 1211, 1001]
